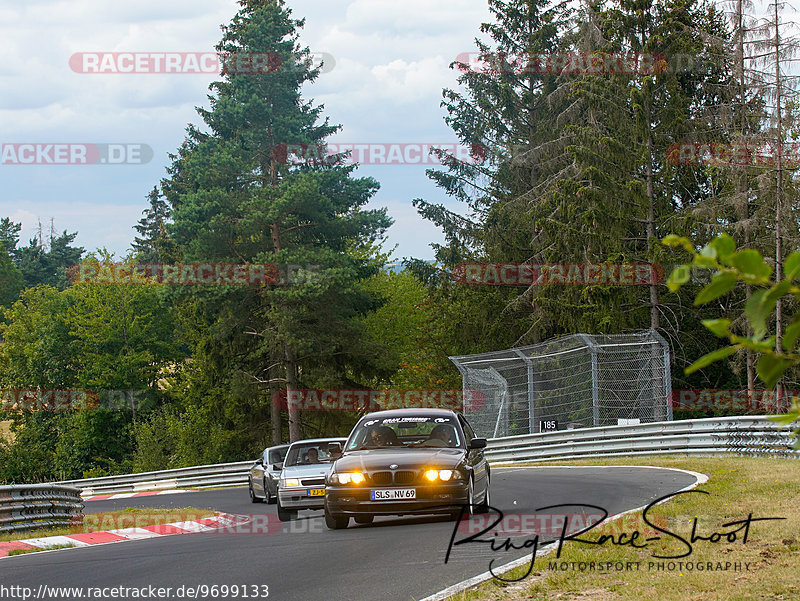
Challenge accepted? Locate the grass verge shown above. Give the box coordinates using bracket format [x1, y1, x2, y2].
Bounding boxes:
[449, 456, 800, 601]
[0, 507, 217, 543]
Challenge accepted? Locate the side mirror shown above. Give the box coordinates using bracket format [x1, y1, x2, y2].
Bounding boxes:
[469, 438, 487, 450]
[255, 458, 263, 465]
[272, 463, 283, 471]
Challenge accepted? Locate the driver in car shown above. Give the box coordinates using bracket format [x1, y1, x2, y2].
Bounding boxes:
[306, 448, 320, 463]
[423, 424, 453, 447]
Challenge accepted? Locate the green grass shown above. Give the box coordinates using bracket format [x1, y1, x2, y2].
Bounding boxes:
[447, 456, 800, 601]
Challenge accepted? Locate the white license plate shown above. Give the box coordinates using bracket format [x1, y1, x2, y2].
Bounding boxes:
[370, 488, 416, 500]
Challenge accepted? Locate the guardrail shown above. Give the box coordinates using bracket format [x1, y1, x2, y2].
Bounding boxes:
[57, 461, 253, 496]
[484, 416, 799, 463]
[53, 417, 798, 496]
[0, 484, 84, 534]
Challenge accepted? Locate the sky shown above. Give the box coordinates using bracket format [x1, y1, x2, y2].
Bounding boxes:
[0, 0, 495, 263]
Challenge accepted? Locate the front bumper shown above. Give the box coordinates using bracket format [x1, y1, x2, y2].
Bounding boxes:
[278, 487, 326, 509]
[325, 483, 469, 516]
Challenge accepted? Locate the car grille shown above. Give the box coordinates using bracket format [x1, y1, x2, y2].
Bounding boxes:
[394, 470, 415, 485]
[301, 477, 325, 486]
[370, 471, 393, 485]
[369, 470, 417, 485]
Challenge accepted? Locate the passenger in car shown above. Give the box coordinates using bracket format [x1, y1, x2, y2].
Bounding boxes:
[369, 426, 401, 447]
[306, 448, 320, 463]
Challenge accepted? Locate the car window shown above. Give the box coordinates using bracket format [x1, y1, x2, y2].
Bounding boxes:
[268, 447, 287, 464]
[347, 415, 462, 449]
[459, 415, 476, 444]
[284, 443, 337, 467]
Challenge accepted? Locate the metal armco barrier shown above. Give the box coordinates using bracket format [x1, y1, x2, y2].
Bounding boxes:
[58, 461, 253, 496]
[0, 484, 84, 533]
[52, 417, 798, 496]
[484, 416, 799, 463]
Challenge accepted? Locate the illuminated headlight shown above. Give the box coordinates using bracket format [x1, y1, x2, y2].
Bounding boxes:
[281, 478, 301, 488]
[331, 472, 365, 485]
[425, 469, 461, 482]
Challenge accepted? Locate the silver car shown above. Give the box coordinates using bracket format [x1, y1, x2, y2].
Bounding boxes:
[249, 444, 290, 504]
[277, 438, 346, 522]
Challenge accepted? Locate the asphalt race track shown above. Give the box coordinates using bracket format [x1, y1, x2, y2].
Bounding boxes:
[0, 466, 700, 601]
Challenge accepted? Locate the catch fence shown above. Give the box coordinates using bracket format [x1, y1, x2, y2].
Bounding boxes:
[450, 330, 671, 438]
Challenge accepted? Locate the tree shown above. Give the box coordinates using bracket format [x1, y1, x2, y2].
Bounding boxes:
[132, 186, 179, 264]
[414, 0, 733, 352]
[663, 232, 800, 444]
[161, 0, 392, 442]
[0, 245, 23, 309]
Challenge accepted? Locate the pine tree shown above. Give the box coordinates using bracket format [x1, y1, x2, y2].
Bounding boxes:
[132, 186, 179, 264]
[161, 0, 392, 442]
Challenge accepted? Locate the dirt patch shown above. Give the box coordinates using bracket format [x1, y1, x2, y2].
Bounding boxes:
[0, 421, 12, 442]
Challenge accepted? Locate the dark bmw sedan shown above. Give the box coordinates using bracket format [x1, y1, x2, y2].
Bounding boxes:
[324, 408, 490, 529]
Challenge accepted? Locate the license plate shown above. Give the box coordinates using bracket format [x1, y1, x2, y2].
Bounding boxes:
[308, 489, 325, 497]
[370, 489, 416, 500]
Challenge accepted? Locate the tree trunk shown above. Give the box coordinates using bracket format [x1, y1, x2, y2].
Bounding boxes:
[773, 0, 784, 406]
[645, 109, 659, 331]
[285, 346, 301, 442]
[270, 352, 282, 444]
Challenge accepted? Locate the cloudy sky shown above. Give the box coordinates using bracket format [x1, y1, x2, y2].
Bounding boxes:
[0, 0, 495, 262]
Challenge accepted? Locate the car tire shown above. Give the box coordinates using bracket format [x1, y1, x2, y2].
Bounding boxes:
[475, 478, 490, 514]
[249, 480, 262, 504]
[265, 479, 277, 504]
[354, 514, 373, 525]
[324, 505, 349, 530]
[277, 497, 295, 522]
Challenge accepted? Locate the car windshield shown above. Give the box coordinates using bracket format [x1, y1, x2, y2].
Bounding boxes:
[347, 416, 462, 450]
[284, 442, 337, 467]
[268, 447, 288, 465]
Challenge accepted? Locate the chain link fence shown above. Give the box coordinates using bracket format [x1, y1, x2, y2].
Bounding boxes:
[450, 329, 671, 438]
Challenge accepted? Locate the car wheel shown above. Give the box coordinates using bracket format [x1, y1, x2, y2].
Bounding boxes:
[354, 514, 373, 525]
[249, 480, 262, 504]
[324, 505, 349, 530]
[277, 497, 295, 522]
[265, 479, 277, 504]
[475, 478, 490, 514]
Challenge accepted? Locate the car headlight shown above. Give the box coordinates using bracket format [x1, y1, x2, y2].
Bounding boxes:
[424, 469, 462, 482]
[330, 472, 365, 485]
[281, 478, 301, 487]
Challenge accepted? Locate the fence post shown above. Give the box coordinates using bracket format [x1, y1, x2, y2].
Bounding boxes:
[649, 329, 672, 421]
[513, 349, 535, 433]
[578, 334, 600, 427]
